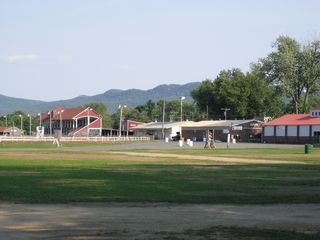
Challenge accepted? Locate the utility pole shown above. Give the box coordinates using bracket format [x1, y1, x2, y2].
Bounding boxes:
[58, 110, 64, 137]
[48, 111, 52, 137]
[27, 114, 32, 136]
[4, 115, 7, 128]
[221, 107, 230, 121]
[180, 96, 185, 140]
[118, 105, 127, 137]
[19, 114, 23, 136]
[162, 99, 165, 140]
[87, 107, 93, 137]
[206, 105, 209, 120]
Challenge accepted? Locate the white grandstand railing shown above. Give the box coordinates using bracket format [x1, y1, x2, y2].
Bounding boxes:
[0, 136, 54, 142]
[0, 136, 150, 142]
[61, 136, 150, 142]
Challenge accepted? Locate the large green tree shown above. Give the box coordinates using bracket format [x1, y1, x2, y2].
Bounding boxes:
[135, 100, 200, 122]
[190, 79, 215, 119]
[257, 36, 320, 113]
[191, 69, 283, 119]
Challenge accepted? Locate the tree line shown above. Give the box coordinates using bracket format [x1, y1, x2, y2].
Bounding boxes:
[0, 100, 200, 132]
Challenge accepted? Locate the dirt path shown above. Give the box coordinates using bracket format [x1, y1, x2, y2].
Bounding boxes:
[111, 151, 307, 164]
[0, 203, 319, 239]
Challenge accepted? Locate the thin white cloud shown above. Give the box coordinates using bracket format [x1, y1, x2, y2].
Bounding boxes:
[119, 65, 136, 71]
[0, 54, 74, 63]
[3, 54, 39, 63]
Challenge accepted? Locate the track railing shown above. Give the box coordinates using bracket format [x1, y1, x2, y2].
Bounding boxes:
[0, 136, 150, 142]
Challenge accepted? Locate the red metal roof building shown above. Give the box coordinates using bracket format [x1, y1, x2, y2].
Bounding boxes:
[39, 107, 102, 137]
[263, 109, 320, 144]
[120, 119, 145, 136]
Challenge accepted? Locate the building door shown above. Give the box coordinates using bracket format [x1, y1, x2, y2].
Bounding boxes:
[314, 131, 320, 144]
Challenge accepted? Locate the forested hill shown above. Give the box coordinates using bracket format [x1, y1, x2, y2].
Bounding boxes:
[0, 82, 200, 115]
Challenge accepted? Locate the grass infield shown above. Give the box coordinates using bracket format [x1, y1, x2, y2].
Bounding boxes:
[0, 143, 319, 204]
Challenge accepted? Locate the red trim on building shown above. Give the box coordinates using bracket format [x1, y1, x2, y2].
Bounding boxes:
[74, 107, 100, 119]
[121, 120, 145, 132]
[72, 118, 101, 136]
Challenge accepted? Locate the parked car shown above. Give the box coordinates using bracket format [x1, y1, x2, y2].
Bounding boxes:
[171, 132, 181, 141]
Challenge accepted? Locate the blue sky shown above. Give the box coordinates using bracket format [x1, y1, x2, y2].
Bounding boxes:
[0, 0, 319, 101]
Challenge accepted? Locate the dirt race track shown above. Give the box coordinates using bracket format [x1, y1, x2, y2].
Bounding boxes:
[1, 203, 320, 239]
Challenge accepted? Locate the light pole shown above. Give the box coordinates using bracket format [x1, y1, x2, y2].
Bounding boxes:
[180, 96, 185, 122]
[87, 107, 93, 137]
[12, 121, 15, 136]
[162, 100, 166, 140]
[19, 114, 23, 136]
[206, 105, 209, 120]
[27, 114, 32, 136]
[221, 107, 230, 121]
[118, 105, 126, 137]
[58, 110, 64, 137]
[48, 111, 52, 136]
[38, 113, 42, 128]
[180, 96, 185, 140]
[126, 120, 129, 137]
[4, 115, 7, 128]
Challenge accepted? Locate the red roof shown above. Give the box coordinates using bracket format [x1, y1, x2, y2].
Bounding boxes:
[74, 108, 100, 119]
[53, 108, 85, 120]
[40, 107, 101, 121]
[264, 114, 320, 126]
[40, 107, 84, 121]
[0, 127, 8, 132]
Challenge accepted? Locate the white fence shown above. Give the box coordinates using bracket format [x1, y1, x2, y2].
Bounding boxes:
[0, 136, 150, 142]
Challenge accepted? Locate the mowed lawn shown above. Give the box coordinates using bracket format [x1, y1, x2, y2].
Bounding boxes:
[0, 143, 320, 204]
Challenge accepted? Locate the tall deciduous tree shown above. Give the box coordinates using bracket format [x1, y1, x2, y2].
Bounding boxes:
[257, 36, 320, 113]
[301, 39, 320, 112]
[190, 79, 215, 118]
[135, 100, 200, 122]
[191, 69, 284, 119]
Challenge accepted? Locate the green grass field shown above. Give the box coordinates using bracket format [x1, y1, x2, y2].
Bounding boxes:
[0, 142, 320, 204]
[1, 142, 320, 239]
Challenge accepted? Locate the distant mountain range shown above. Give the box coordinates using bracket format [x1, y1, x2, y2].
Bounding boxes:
[0, 82, 200, 115]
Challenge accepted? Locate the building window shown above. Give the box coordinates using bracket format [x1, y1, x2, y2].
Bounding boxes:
[312, 112, 315, 116]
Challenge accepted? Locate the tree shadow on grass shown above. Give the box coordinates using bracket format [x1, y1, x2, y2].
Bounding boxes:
[0, 163, 320, 204]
